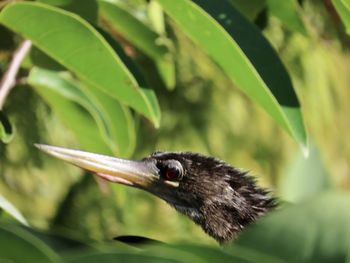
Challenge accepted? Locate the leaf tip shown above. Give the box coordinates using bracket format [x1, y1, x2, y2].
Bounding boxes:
[301, 144, 310, 158]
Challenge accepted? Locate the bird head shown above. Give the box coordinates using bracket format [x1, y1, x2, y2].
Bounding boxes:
[36, 144, 276, 243]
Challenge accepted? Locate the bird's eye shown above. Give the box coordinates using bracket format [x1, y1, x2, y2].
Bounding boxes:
[158, 160, 184, 182]
[165, 167, 182, 181]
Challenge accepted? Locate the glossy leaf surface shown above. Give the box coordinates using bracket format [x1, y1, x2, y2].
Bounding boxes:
[0, 2, 160, 127]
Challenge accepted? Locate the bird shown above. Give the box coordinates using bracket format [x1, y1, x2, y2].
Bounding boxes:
[35, 144, 276, 244]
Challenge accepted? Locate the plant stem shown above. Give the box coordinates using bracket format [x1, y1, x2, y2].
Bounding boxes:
[0, 40, 32, 109]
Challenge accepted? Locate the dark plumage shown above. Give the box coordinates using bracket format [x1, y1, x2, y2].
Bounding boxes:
[143, 152, 276, 243]
[36, 145, 276, 243]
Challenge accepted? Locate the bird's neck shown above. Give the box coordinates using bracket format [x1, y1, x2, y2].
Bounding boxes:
[173, 188, 276, 243]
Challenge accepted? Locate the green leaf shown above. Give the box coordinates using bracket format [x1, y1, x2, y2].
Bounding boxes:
[0, 110, 14, 143]
[343, 0, 350, 10]
[23, 227, 94, 255]
[160, 243, 284, 263]
[78, 80, 136, 158]
[227, 0, 267, 20]
[0, 195, 28, 226]
[29, 47, 65, 71]
[37, 0, 98, 23]
[0, 224, 60, 263]
[155, 54, 176, 90]
[233, 192, 350, 263]
[147, 0, 176, 90]
[267, 0, 307, 35]
[67, 252, 181, 263]
[148, 0, 166, 34]
[0, 2, 160, 127]
[28, 68, 112, 154]
[157, 0, 307, 149]
[28, 67, 136, 157]
[332, 0, 350, 35]
[99, 0, 176, 90]
[99, 0, 167, 60]
[279, 145, 332, 203]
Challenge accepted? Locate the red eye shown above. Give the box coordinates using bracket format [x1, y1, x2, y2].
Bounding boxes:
[165, 168, 180, 181]
[157, 160, 184, 181]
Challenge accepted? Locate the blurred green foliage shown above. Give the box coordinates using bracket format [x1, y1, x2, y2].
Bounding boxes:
[0, 0, 350, 262]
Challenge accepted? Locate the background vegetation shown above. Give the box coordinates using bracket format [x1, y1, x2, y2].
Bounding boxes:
[0, 0, 350, 262]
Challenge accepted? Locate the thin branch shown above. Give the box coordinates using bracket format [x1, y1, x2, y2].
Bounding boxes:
[0, 40, 32, 109]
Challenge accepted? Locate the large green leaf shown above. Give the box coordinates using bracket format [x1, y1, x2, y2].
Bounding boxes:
[28, 67, 135, 157]
[332, 0, 350, 35]
[279, 145, 332, 203]
[69, 244, 239, 263]
[233, 192, 350, 263]
[67, 252, 181, 263]
[343, 0, 350, 10]
[157, 243, 284, 263]
[28, 69, 112, 154]
[37, 0, 98, 23]
[0, 195, 28, 226]
[0, 224, 59, 263]
[157, 0, 307, 149]
[79, 80, 136, 158]
[0, 2, 160, 127]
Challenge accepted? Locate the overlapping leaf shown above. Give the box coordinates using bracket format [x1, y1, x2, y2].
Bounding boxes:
[99, 0, 175, 89]
[0, 2, 160, 127]
[157, 0, 307, 149]
[228, 0, 266, 20]
[0, 224, 59, 263]
[279, 145, 332, 203]
[267, 0, 307, 35]
[28, 67, 135, 157]
[28, 68, 112, 154]
[233, 192, 350, 263]
[332, 0, 350, 35]
[99, 0, 167, 61]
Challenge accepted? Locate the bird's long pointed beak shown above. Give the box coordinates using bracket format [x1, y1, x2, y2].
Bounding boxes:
[35, 144, 159, 188]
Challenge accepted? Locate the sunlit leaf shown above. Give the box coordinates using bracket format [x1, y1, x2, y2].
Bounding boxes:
[28, 67, 136, 157]
[79, 81, 136, 158]
[332, 0, 350, 35]
[233, 192, 350, 263]
[0, 195, 28, 226]
[147, 1, 176, 90]
[267, 0, 307, 35]
[148, 0, 166, 34]
[158, 0, 307, 149]
[99, 0, 167, 60]
[99, 0, 175, 90]
[28, 68, 112, 154]
[0, 224, 60, 263]
[343, 0, 350, 11]
[0, 2, 160, 127]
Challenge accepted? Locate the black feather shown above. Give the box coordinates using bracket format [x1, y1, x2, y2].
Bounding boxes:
[145, 152, 276, 243]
